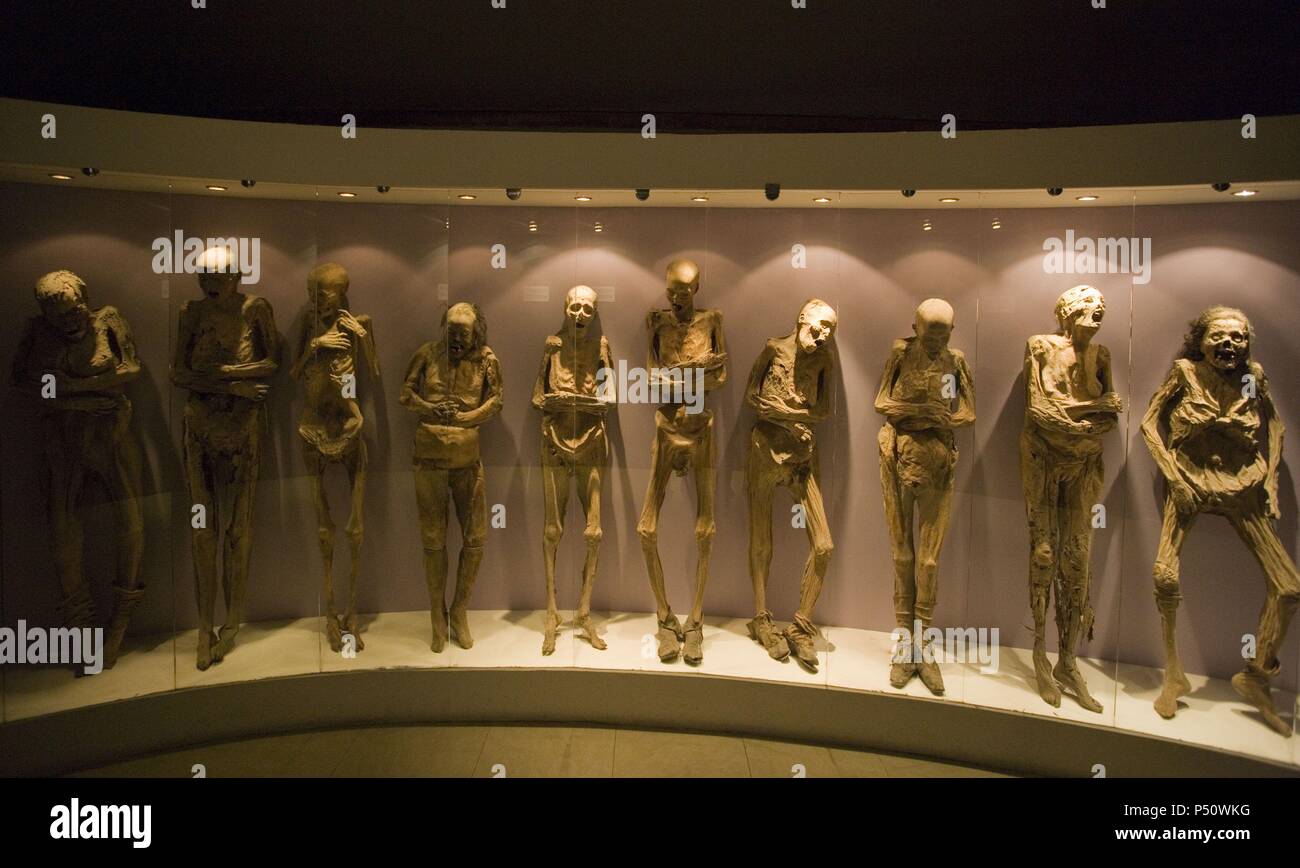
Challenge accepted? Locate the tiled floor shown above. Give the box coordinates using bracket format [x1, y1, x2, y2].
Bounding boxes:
[71, 724, 1015, 778]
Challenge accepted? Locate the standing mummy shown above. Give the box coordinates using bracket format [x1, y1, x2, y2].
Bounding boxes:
[11, 271, 146, 669]
[290, 263, 379, 654]
[401, 302, 502, 653]
[1020, 285, 1124, 712]
[1141, 306, 1297, 735]
[874, 299, 975, 694]
[636, 259, 728, 665]
[744, 299, 838, 671]
[171, 245, 280, 670]
[533, 286, 615, 655]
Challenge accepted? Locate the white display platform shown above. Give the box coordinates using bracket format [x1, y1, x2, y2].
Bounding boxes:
[3, 609, 1295, 771]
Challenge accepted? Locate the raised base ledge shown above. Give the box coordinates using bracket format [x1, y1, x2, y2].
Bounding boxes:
[1, 667, 1295, 778]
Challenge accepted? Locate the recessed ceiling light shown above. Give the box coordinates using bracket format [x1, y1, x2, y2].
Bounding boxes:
[812, 196, 831, 203]
[337, 191, 357, 198]
[691, 196, 709, 203]
[939, 197, 959, 203]
[1233, 189, 1258, 197]
[1076, 195, 1099, 201]
[528, 225, 538, 232]
[923, 224, 933, 231]
[206, 185, 227, 192]
[575, 195, 592, 202]
[991, 220, 1002, 230]
[458, 194, 477, 201]
[48, 173, 73, 181]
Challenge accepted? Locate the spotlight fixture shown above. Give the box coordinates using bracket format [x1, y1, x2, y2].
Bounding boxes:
[922, 221, 933, 232]
[48, 173, 74, 181]
[1211, 182, 1232, 192]
[901, 189, 916, 198]
[764, 183, 780, 201]
[691, 195, 709, 203]
[457, 194, 477, 201]
[1075, 195, 1099, 201]
[506, 187, 522, 201]
[991, 219, 1002, 230]
[574, 194, 592, 202]
[635, 188, 650, 201]
[594, 222, 604, 233]
[206, 184, 227, 192]
[241, 179, 256, 188]
[81, 167, 99, 177]
[1047, 187, 1063, 196]
[1233, 189, 1258, 197]
[528, 221, 539, 232]
[813, 196, 831, 204]
[337, 191, 357, 198]
[377, 185, 390, 194]
[939, 197, 959, 203]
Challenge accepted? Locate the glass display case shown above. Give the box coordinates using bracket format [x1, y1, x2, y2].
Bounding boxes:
[1, 165, 1297, 775]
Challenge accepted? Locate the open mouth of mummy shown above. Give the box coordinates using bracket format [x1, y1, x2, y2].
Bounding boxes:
[1214, 345, 1240, 365]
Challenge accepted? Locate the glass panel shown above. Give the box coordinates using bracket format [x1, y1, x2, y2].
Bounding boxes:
[963, 191, 1133, 742]
[311, 194, 451, 671]
[167, 184, 319, 688]
[1, 177, 176, 718]
[1120, 189, 1300, 766]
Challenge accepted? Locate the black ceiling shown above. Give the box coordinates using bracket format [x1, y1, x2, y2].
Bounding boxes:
[3, 0, 1298, 133]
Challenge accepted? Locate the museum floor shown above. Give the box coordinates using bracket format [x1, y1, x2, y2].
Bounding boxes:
[67, 724, 1014, 778]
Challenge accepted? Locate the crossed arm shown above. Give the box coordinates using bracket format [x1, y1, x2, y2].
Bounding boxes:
[746, 341, 832, 425]
[1024, 338, 1120, 435]
[171, 300, 280, 399]
[402, 344, 503, 427]
[11, 311, 142, 412]
[872, 341, 975, 428]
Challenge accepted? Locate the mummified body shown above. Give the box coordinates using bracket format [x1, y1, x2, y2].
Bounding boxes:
[172, 246, 280, 670]
[401, 302, 502, 652]
[290, 264, 379, 653]
[1020, 285, 1124, 712]
[636, 260, 728, 664]
[11, 271, 145, 668]
[745, 299, 838, 671]
[1142, 307, 1297, 735]
[874, 299, 975, 695]
[533, 286, 615, 655]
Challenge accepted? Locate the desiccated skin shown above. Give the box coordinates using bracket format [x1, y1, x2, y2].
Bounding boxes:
[1020, 285, 1124, 712]
[401, 302, 502, 653]
[533, 286, 614, 656]
[290, 263, 379, 655]
[874, 298, 975, 695]
[171, 246, 280, 671]
[636, 259, 728, 665]
[11, 270, 145, 669]
[745, 299, 838, 672]
[1142, 306, 1297, 735]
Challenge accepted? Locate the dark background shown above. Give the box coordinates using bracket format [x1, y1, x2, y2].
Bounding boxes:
[2, 0, 1298, 132]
